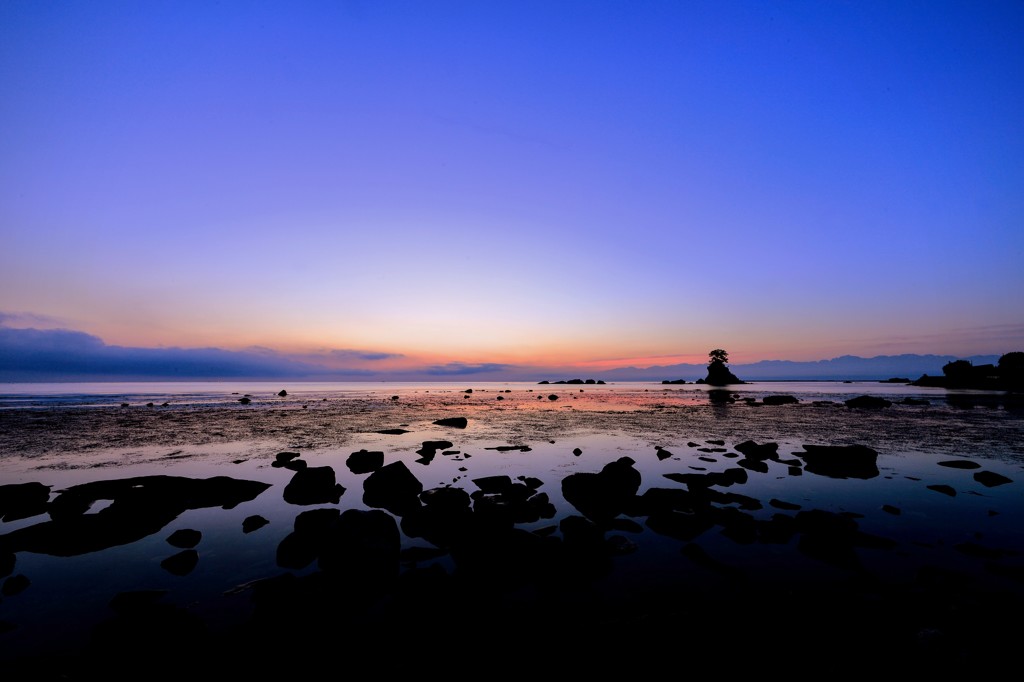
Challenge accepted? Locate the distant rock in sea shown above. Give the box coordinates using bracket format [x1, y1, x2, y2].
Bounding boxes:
[538, 379, 605, 385]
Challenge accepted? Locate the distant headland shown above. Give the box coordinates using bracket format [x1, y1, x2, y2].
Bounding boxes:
[911, 352, 1023, 392]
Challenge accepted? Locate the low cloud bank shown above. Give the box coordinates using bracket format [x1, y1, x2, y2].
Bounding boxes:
[0, 323, 1003, 383]
[0, 326, 348, 381]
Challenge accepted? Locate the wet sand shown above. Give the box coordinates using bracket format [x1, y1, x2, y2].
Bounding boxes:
[2, 385, 1024, 676]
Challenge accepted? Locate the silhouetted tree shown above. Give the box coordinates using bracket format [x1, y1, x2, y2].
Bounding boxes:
[709, 349, 729, 365]
[998, 352, 1024, 371]
[942, 359, 973, 378]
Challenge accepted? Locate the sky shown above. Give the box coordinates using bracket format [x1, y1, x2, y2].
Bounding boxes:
[2, 1, 1023, 380]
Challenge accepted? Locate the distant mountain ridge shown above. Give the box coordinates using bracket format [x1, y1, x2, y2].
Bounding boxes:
[598, 354, 1003, 382]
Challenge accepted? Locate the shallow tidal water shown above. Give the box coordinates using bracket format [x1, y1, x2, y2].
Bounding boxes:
[1, 381, 1023, 675]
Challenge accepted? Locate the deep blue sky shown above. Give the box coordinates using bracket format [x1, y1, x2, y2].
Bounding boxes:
[2, 1, 1022, 379]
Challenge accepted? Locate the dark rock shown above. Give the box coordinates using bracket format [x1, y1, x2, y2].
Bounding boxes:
[415, 440, 454, 464]
[238, 397, 251, 405]
[433, 417, 468, 428]
[166, 528, 201, 548]
[401, 487, 474, 548]
[450, 525, 563, 593]
[703, 358, 744, 386]
[738, 458, 769, 473]
[844, 395, 892, 408]
[518, 475, 543, 490]
[2, 574, 30, 596]
[242, 515, 269, 533]
[633, 487, 698, 515]
[756, 514, 798, 544]
[347, 449, 384, 474]
[160, 549, 198, 576]
[283, 466, 345, 505]
[472, 475, 513, 494]
[716, 507, 759, 544]
[377, 428, 410, 434]
[0, 482, 52, 522]
[734, 440, 779, 460]
[796, 444, 879, 479]
[318, 508, 401, 589]
[276, 508, 340, 569]
[271, 451, 301, 468]
[717, 491, 762, 511]
[278, 390, 287, 397]
[763, 395, 799, 405]
[646, 510, 714, 540]
[937, 459, 981, 469]
[927, 484, 957, 497]
[562, 457, 641, 526]
[974, 471, 1013, 487]
[0, 475, 270, 556]
[0, 551, 14, 579]
[363, 461, 423, 516]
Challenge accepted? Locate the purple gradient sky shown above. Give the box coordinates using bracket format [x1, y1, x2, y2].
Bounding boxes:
[2, 1, 1022, 377]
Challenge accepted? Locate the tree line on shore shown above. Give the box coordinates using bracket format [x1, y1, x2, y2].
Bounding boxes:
[912, 352, 1023, 391]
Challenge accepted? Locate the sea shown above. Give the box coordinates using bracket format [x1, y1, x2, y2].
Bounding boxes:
[0, 378, 992, 408]
[1, 379, 1023, 672]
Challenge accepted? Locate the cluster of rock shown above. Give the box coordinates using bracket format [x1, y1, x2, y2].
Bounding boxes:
[537, 379, 606, 385]
[0, 430, 1019, 673]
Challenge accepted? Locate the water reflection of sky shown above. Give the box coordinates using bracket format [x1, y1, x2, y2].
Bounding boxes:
[1, 381, 1023, 667]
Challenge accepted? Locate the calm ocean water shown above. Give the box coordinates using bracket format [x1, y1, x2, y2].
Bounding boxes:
[0, 379, 979, 409]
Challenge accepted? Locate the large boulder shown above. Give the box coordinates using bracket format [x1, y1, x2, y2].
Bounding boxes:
[283, 466, 345, 505]
[363, 461, 423, 516]
[561, 456, 641, 526]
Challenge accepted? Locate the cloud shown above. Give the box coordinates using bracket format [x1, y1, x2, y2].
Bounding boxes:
[327, 349, 405, 362]
[0, 311, 69, 329]
[422, 362, 513, 376]
[0, 324, 511, 381]
[0, 326, 338, 381]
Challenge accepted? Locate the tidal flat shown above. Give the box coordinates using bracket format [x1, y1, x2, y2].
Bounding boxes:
[1, 381, 1023, 677]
